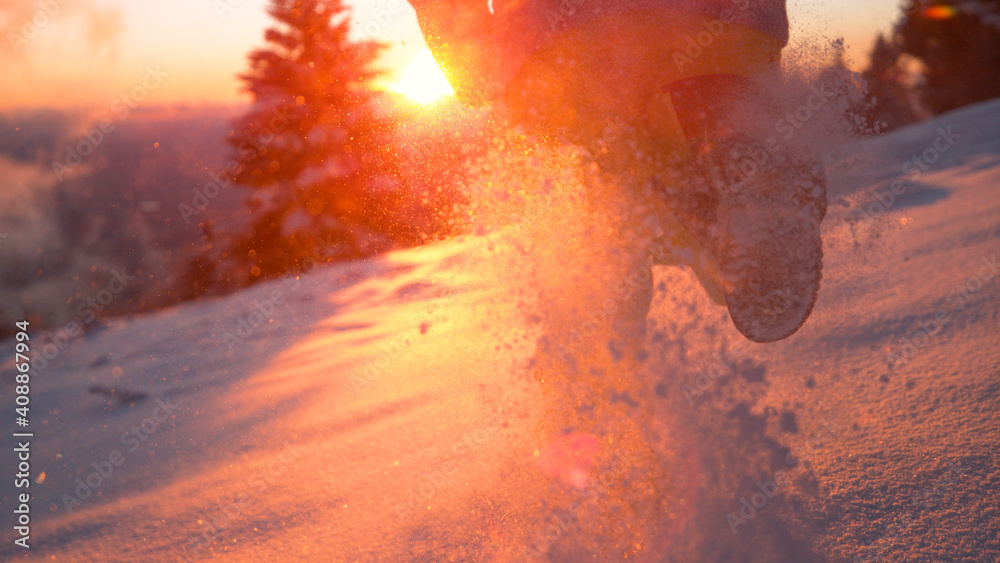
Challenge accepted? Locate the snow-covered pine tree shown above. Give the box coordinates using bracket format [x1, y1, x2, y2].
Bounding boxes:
[226, 0, 402, 280]
[860, 33, 924, 132]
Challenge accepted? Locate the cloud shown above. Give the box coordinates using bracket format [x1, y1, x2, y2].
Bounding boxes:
[0, 0, 37, 52]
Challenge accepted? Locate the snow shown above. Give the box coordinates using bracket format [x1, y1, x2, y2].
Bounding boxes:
[2, 98, 999, 561]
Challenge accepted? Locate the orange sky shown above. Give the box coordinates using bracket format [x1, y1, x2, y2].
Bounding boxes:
[0, 0, 901, 111]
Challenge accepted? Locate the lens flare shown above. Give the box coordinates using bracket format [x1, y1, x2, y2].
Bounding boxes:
[924, 4, 958, 19]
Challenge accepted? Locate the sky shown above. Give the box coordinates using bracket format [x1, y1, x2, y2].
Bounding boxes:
[0, 0, 903, 110]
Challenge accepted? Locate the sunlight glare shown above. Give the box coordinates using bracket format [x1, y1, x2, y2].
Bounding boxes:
[390, 48, 455, 105]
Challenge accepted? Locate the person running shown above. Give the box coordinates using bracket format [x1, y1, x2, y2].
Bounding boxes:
[410, 0, 827, 343]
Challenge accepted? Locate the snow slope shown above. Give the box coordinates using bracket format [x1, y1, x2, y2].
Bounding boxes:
[2, 99, 999, 562]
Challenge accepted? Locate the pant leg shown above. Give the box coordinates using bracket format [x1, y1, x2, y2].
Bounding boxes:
[504, 9, 784, 150]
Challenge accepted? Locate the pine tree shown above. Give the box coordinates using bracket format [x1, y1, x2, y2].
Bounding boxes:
[897, 0, 1000, 114]
[860, 33, 924, 132]
[225, 0, 402, 281]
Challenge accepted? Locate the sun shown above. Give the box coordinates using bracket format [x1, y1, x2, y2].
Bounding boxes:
[390, 48, 455, 105]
